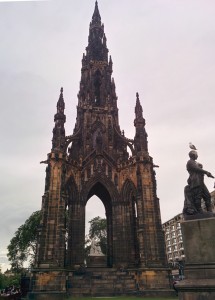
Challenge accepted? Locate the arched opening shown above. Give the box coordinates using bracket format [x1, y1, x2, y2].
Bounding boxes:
[86, 182, 113, 268]
[131, 196, 139, 265]
[85, 196, 106, 234]
[121, 179, 139, 266]
[65, 178, 114, 268]
[127, 145, 132, 158]
[85, 195, 106, 257]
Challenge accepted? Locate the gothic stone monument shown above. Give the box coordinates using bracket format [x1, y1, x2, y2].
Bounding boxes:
[177, 148, 215, 300]
[29, 2, 170, 298]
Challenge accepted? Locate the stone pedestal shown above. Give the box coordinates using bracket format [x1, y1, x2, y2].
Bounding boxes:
[177, 217, 215, 300]
[87, 255, 107, 267]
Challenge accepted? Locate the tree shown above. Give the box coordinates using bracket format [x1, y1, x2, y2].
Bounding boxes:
[0, 271, 20, 289]
[7, 210, 41, 271]
[7, 210, 106, 270]
[86, 216, 107, 255]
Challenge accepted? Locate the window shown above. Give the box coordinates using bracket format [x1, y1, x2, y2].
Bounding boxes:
[179, 243, 184, 249]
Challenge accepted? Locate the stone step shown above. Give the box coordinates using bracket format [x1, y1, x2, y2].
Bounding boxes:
[81, 276, 134, 282]
[71, 277, 136, 283]
[71, 282, 136, 289]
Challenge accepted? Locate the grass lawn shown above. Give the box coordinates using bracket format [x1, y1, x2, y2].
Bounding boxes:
[68, 297, 177, 300]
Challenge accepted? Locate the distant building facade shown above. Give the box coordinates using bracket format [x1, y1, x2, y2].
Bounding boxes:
[162, 213, 185, 265]
[162, 190, 215, 279]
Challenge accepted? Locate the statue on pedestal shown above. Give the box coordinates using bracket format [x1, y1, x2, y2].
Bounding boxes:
[89, 238, 105, 256]
[87, 238, 106, 267]
[183, 147, 214, 217]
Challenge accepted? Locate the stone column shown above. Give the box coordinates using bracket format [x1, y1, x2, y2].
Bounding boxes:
[68, 202, 85, 266]
[36, 152, 66, 268]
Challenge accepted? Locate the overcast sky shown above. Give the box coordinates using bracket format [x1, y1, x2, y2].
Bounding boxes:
[0, 0, 215, 272]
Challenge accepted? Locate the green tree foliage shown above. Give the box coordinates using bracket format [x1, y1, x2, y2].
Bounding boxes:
[0, 273, 20, 289]
[7, 210, 41, 271]
[0, 267, 3, 289]
[86, 216, 107, 255]
[7, 210, 106, 271]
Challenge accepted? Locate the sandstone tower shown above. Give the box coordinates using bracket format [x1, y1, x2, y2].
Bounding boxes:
[30, 2, 170, 298]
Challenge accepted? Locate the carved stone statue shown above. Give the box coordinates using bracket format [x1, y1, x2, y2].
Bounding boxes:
[183, 150, 214, 217]
[89, 238, 104, 256]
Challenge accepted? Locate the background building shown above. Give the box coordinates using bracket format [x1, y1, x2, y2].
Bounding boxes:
[162, 213, 185, 264]
[162, 189, 215, 280]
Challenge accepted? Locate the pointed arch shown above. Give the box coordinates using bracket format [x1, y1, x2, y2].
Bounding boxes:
[82, 175, 116, 268]
[65, 175, 79, 205]
[81, 173, 120, 206]
[121, 179, 139, 266]
[121, 179, 137, 202]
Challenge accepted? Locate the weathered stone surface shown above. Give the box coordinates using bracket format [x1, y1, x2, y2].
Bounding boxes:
[181, 218, 215, 265]
[177, 217, 215, 300]
[87, 255, 107, 267]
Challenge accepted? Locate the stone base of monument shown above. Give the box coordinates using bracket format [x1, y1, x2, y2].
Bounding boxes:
[87, 255, 107, 267]
[177, 216, 215, 300]
[28, 266, 174, 298]
[27, 269, 67, 300]
[67, 267, 174, 297]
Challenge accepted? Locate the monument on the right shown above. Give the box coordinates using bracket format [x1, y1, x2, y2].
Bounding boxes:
[177, 146, 215, 300]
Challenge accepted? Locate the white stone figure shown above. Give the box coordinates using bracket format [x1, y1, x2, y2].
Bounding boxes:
[89, 238, 105, 256]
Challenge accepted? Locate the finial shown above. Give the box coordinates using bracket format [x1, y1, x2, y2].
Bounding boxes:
[92, 0, 101, 23]
[57, 87, 65, 110]
[135, 92, 143, 117]
[103, 33, 107, 45]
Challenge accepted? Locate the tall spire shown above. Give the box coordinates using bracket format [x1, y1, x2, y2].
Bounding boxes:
[78, 0, 116, 109]
[52, 87, 66, 151]
[86, 1, 108, 62]
[135, 92, 144, 120]
[92, 1, 101, 25]
[56, 87, 65, 115]
[134, 92, 148, 153]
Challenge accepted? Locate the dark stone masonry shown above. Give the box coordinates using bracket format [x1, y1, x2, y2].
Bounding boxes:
[29, 2, 172, 298]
